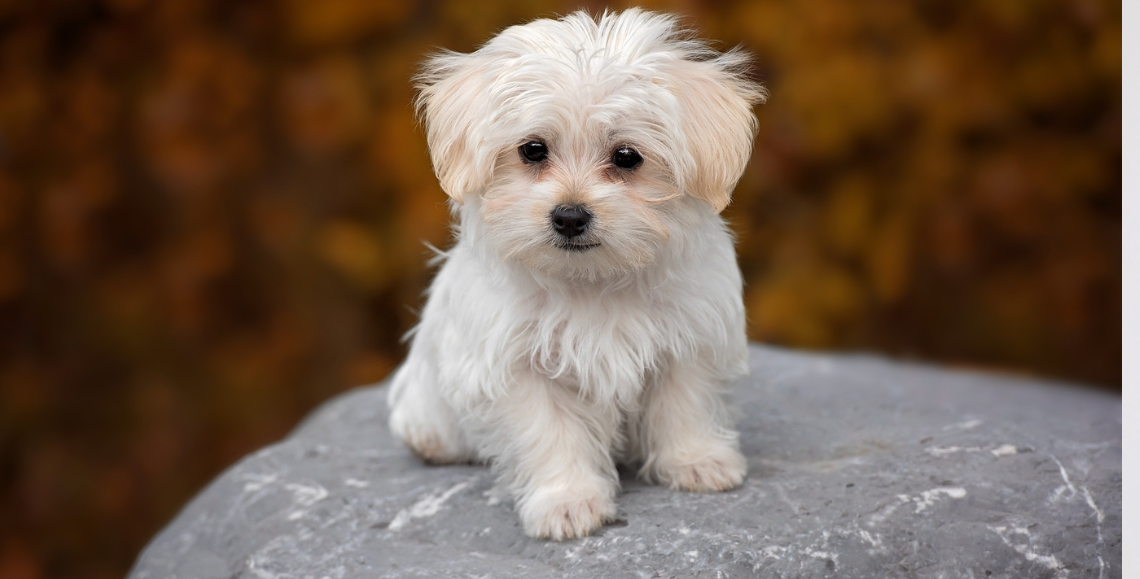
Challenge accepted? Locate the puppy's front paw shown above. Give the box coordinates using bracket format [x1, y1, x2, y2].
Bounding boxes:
[400, 426, 471, 465]
[519, 486, 616, 541]
[389, 404, 472, 465]
[655, 443, 747, 492]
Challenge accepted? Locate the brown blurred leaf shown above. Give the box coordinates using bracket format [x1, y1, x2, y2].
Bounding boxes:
[866, 212, 912, 303]
[0, 538, 41, 579]
[280, 56, 372, 158]
[315, 220, 389, 290]
[823, 177, 874, 257]
[284, 0, 412, 47]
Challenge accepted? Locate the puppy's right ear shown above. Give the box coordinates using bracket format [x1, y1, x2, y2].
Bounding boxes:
[415, 51, 494, 203]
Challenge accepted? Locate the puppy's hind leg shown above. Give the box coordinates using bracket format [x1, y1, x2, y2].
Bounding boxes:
[387, 359, 474, 464]
[637, 359, 747, 492]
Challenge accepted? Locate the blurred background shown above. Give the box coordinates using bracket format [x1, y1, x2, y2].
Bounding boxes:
[0, 0, 1120, 577]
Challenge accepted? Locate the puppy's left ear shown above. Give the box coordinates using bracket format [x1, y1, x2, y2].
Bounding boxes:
[415, 51, 495, 203]
[673, 52, 765, 213]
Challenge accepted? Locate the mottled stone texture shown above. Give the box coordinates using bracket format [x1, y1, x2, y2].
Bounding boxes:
[131, 346, 1121, 579]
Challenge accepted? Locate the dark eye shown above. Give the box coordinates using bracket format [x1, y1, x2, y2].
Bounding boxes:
[519, 141, 548, 163]
[612, 147, 642, 169]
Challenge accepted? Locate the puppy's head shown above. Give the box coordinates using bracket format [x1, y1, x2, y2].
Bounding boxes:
[416, 9, 765, 280]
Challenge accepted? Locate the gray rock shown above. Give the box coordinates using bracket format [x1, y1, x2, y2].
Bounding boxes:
[130, 345, 1121, 579]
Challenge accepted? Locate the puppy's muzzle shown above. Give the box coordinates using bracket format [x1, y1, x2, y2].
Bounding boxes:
[550, 205, 592, 239]
[550, 205, 599, 252]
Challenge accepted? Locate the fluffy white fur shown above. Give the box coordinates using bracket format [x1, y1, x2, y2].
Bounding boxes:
[387, 9, 765, 540]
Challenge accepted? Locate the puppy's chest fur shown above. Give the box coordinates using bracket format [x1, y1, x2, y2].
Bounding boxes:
[519, 289, 665, 400]
[430, 252, 725, 405]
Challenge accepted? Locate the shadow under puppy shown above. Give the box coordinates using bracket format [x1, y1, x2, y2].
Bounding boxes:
[388, 9, 765, 540]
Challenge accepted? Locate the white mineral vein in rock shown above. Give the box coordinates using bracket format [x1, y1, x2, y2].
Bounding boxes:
[242, 473, 278, 493]
[284, 482, 329, 520]
[925, 446, 984, 456]
[1080, 486, 1105, 524]
[285, 483, 329, 507]
[942, 419, 983, 431]
[866, 498, 904, 527]
[805, 549, 837, 560]
[388, 480, 471, 530]
[1081, 486, 1106, 579]
[926, 444, 1018, 457]
[760, 545, 787, 559]
[989, 525, 1069, 579]
[856, 528, 882, 549]
[1049, 455, 1078, 502]
[990, 444, 1018, 457]
[901, 487, 967, 513]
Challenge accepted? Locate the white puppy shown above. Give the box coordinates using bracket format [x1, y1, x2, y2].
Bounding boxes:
[388, 9, 765, 540]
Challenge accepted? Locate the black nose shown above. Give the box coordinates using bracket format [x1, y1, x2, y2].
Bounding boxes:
[550, 205, 592, 238]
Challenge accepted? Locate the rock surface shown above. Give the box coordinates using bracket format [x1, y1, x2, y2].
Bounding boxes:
[131, 346, 1121, 579]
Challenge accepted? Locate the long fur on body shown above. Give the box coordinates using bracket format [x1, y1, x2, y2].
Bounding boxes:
[387, 9, 764, 540]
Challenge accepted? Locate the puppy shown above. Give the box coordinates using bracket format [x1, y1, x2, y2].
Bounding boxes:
[388, 9, 764, 540]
